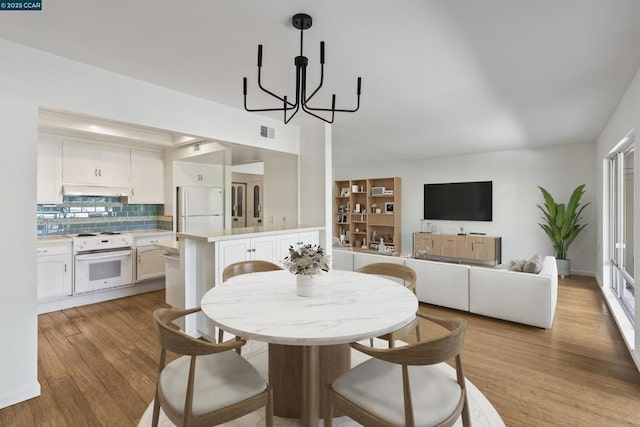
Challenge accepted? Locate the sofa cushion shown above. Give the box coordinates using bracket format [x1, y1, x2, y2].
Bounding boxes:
[523, 254, 542, 274]
[508, 259, 526, 272]
[508, 254, 542, 274]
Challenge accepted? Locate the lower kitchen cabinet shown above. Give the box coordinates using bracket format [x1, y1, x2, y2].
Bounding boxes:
[215, 236, 277, 282]
[275, 231, 320, 262]
[214, 231, 319, 285]
[135, 233, 174, 282]
[37, 242, 72, 300]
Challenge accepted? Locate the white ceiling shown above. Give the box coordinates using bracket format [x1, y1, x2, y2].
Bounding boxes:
[2, 0, 639, 167]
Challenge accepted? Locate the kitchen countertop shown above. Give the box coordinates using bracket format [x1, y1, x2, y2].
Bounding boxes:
[155, 240, 179, 253]
[37, 235, 72, 244]
[177, 224, 325, 243]
[131, 229, 175, 237]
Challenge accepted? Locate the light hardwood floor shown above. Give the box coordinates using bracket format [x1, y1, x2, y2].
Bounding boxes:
[1, 276, 639, 426]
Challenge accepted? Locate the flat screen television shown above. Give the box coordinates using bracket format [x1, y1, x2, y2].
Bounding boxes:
[424, 181, 492, 221]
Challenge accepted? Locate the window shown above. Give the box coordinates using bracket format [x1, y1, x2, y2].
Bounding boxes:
[609, 136, 635, 321]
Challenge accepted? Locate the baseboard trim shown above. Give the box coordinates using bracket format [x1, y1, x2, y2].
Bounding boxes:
[598, 285, 639, 373]
[570, 269, 595, 277]
[37, 280, 165, 314]
[0, 381, 41, 409]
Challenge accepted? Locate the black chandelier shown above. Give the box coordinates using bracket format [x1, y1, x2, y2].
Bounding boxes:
[243, 13, 362, 124]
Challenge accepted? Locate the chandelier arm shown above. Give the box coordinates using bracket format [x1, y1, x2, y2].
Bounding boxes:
[304, 63, 324, 104]
[304, 41, 325, 104]
[300, 102, 334, 123]
[257, 68, 296, 107]
[305, 77, 361, 112]
[284, 69, 303, 123]
[305, 102, 360, 113]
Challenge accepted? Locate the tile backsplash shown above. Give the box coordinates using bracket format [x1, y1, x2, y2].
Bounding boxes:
[37, 196, 172, 236]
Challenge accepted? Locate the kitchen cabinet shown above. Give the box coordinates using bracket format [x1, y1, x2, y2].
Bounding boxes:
[217, 236, 276, 265]
[174, 162, 223, 187]
[130, 149, 164, 203]
[62, 140, 130, 186]
[275, 231, 320, 262]
[135, 233, 174, 282]
[215, 236, 277, 284]
[37, 242, 72, 300]
[37, 135, 63, 203]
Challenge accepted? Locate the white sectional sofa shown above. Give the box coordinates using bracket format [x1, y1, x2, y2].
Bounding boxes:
[468, 256, 558, 328]
[332, 249, 558, 328]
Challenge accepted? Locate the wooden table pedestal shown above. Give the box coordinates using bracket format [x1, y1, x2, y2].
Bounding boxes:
[269, 343, 351, 420]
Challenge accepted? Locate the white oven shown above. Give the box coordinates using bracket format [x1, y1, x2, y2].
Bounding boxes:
[72, 233, 134, 294]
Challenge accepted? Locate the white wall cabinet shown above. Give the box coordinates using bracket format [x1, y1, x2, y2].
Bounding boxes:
[175, 162, 223, 187]
[135, 233, 174, 283]
[37, 136, 63, 203]
[37, 243, 72, 300]
[62, 140, 130, 186]
[130, 149, 164, 203]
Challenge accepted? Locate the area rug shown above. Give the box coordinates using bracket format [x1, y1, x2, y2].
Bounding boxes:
[138, 339, 505, 426]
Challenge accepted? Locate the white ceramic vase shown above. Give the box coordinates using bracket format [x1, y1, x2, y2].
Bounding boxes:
[296, 274, 318, 297]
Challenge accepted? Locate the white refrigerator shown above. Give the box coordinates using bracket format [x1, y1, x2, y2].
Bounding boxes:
[177, 186, 224, 232]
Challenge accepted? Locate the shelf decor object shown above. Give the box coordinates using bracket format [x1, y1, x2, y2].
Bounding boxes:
[242, 13, 362, 124]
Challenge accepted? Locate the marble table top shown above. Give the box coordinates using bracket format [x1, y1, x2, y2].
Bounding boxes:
[200, 269, 418, 346]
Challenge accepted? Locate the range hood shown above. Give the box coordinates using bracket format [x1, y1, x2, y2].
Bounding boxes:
[63, 185, 130, 197]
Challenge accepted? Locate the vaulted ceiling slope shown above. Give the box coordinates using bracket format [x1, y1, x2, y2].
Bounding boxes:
[1, 1, 639, 166]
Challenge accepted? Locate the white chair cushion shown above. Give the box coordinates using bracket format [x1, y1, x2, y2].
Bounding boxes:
[159, 350, 267, 416]
[333, 358, 462, 426]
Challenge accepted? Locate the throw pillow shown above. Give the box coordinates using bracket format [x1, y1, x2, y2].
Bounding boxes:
[508, 259, 526, 272]
[523, 254, 542, 274]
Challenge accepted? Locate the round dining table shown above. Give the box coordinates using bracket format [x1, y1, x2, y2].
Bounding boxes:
[200, 269, 418, 426]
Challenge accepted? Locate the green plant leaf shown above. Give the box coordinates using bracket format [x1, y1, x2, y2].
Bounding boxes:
[537, 185, 589, 259]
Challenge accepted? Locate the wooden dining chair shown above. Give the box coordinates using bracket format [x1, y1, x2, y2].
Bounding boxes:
[222, 260, 283, 282]
[324, 314, 470, 427]
[355, 262, 421, 347]
[152, 307, 273, 427]
[219, 260, 284, 343]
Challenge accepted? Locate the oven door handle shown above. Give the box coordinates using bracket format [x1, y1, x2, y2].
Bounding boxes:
[75, 250, 132, 261]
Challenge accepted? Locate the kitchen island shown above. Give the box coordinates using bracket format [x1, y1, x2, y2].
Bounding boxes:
[175, 224, 325, 337]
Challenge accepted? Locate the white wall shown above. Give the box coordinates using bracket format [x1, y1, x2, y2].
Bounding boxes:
[596, 66, 639, 368]
[299, 123, 332, 251]
[0, 39, 312, 408]
[262, 150, 299, 227]
[334, 142, 596, 274]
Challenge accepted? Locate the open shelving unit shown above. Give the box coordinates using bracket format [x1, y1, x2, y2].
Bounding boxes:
[334, 177, 401, 252]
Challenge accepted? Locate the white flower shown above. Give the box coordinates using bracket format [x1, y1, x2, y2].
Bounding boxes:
[283, 244, 330, 275]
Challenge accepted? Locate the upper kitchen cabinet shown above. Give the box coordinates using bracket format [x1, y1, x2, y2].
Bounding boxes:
[130, 149, 164, 203]
[174, 161, 223, 187]
[37, 135, 63, 203]
[62, 140, 130, 186]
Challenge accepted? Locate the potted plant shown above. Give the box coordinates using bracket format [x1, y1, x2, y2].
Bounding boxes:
[537, 184, 590, 277]
[283, 244, 330, 296]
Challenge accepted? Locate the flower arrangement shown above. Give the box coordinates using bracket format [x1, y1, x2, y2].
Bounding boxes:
[283, 244, 330, 275]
